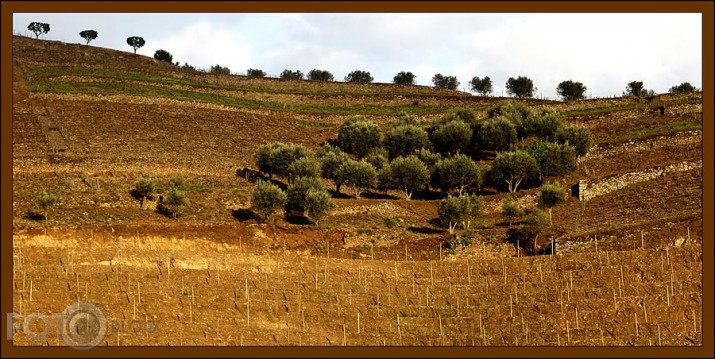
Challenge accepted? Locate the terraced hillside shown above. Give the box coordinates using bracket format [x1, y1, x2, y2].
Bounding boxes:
[10, 35, 703, 347]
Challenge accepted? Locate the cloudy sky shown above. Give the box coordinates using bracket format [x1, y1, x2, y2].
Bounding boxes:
[13, 12, 702, 99]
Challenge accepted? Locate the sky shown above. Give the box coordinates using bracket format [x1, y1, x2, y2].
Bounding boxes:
[12, 12, 703, 100]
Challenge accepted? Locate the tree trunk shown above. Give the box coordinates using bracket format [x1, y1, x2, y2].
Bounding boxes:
[139, 197, 144, 209]
[549, 208, 553, 225]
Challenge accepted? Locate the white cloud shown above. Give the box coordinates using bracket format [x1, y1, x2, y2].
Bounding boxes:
[152, 21, 253, 73]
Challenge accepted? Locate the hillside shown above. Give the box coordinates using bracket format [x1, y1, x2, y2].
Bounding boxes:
[10, 35, 703, 347]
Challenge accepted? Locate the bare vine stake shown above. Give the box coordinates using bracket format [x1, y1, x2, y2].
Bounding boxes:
[641, 231, 644, 249]
[619, 266, 624, 296]
[29, 280, 33, 302]
[357, 312, 360, 334]
[430, 262, 434, 286]
[479, 314, 485, 345]
[539, 262, 542, 283]
[188, 300, 192, 323]
[502, 257, 506, 284]
[693, 309, 697, 333]
[343, 324, 346, 346]
[575, 307, 579, 329]
[666, 286, 670, 306]
[510, 295, 513, 318]
[439, 314, 443, 344]
[138, 282, 141, 305]
[643, 301, 648, 323]
[377, 294, 380, 317]
[600, 327, 604, 345]
[635, 313, 639, 336]
[395, 262, 398, 284]
[557, 331, 560, 346]
[613, 290, 617, 312]
[566, 320, 570, 344]
[658, 324, 661, 346]
[467, 262, 471, 285]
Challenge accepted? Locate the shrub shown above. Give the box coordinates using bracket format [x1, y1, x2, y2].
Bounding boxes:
[528, 109, 564, 142]
[438, 194, 483, 234]
[161, 186, 189, 218]
[384, 125, 431, 159]
[35, 189, 59, 225]
[251, 180, 287, 221]
[502, 195, 523, 228]
[486, 100, 534, 139]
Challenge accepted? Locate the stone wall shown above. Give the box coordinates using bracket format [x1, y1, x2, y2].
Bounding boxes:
[579, 160, 702, 202]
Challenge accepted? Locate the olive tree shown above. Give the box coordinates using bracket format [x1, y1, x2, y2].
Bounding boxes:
[469, 76, 493, 96]
[288, 157, 322, 183]
[317, 144, 350, 193]
[162, 186, 189, 218]
[432, 74, 460, 90]
[669, 82, 699, 94]
[130, 177, 155, 208]
[280, 69, 304, 80]
[489, 151, 539, 193]
[478, 117, 517, 152]
[344, 70, 373, 83]
[304, 188, 334, 225]
[556, 125, 593, 158]
[79, 30, 98, 45]
[286, 176, 325, 214]
[486, 100, 534, 139]
[393, 71, 415, 85]
[526, 140, 577, 179]
[506, 76, 536, 98]
[502, 195, 523, 228]
[247, 68, 266, 77]
[256, 142, 308, 179]
[339, 160, 377, 198]
[384, 125, 431, 159]
[307, 69, 334, 81]
[438, 194, 484, 234]
[337, 116, 381, 158]
[528, 110, 564, 142]
[389, 155, 430, 200]
[429, 120, 472, 156]
[154, 49, 173, 63]
[434, 155, 482, 195]
[251, 180, 287, 222]
[35, 189, 59, 225]
[556, 80, 587, 101]
[126, 36, 145, 54]
[538, 182, 566, 225]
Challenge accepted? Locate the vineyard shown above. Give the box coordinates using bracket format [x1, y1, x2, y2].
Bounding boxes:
[10, 34, 704, 348]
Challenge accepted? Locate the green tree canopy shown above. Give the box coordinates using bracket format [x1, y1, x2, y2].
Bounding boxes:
[390, 155, 430, 200]
[384, 125, 431, 159]
[79, 30, 98, 45]
[538, 182, 566, 225]
[307, 69, 334, 81]
[393, 71, 416, 85]
[337, 116, 382, 158]
[286, 176, 325, 214]
[280, 69, 304, 80]
[340, 159, 377, 198]
[35, 189, 59, 225]
[304, 188, 334, 225]
[247, 68, 266, 77]
[129, 177, 155, 208]
[669, 82, 699, 93]
[251, 180, 287, 221]
[556, 80, 588, 101]
[502, 195, 523, 228]
[478, 116, 517, 152]
[153, 49, 173, 63]
[526, 140, 577, 179]
[506, 76, 536, 98]
[256, 142, 309, 179]
[469, 76, 493, 96]
[489, 151, 539, 193]
[434, 155, 482, 195]
[345, 70, 374, 83]
[288, 156, 322, 183]
[126, 36, 145, 54]
[432, 74, 460, 90]
[28, 22, 50, 39]
[429, 119, 472, 156]
[163, 186, 190, 218]
[486, 100, 534, 138]
[528, 109, 564, 142]
[210, 64, 231, 75]
[556, 125, 593, 157]
[317, 144, 350, 193]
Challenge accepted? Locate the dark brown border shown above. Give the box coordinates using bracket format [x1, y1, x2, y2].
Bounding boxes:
[2, 1, 712, 358]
